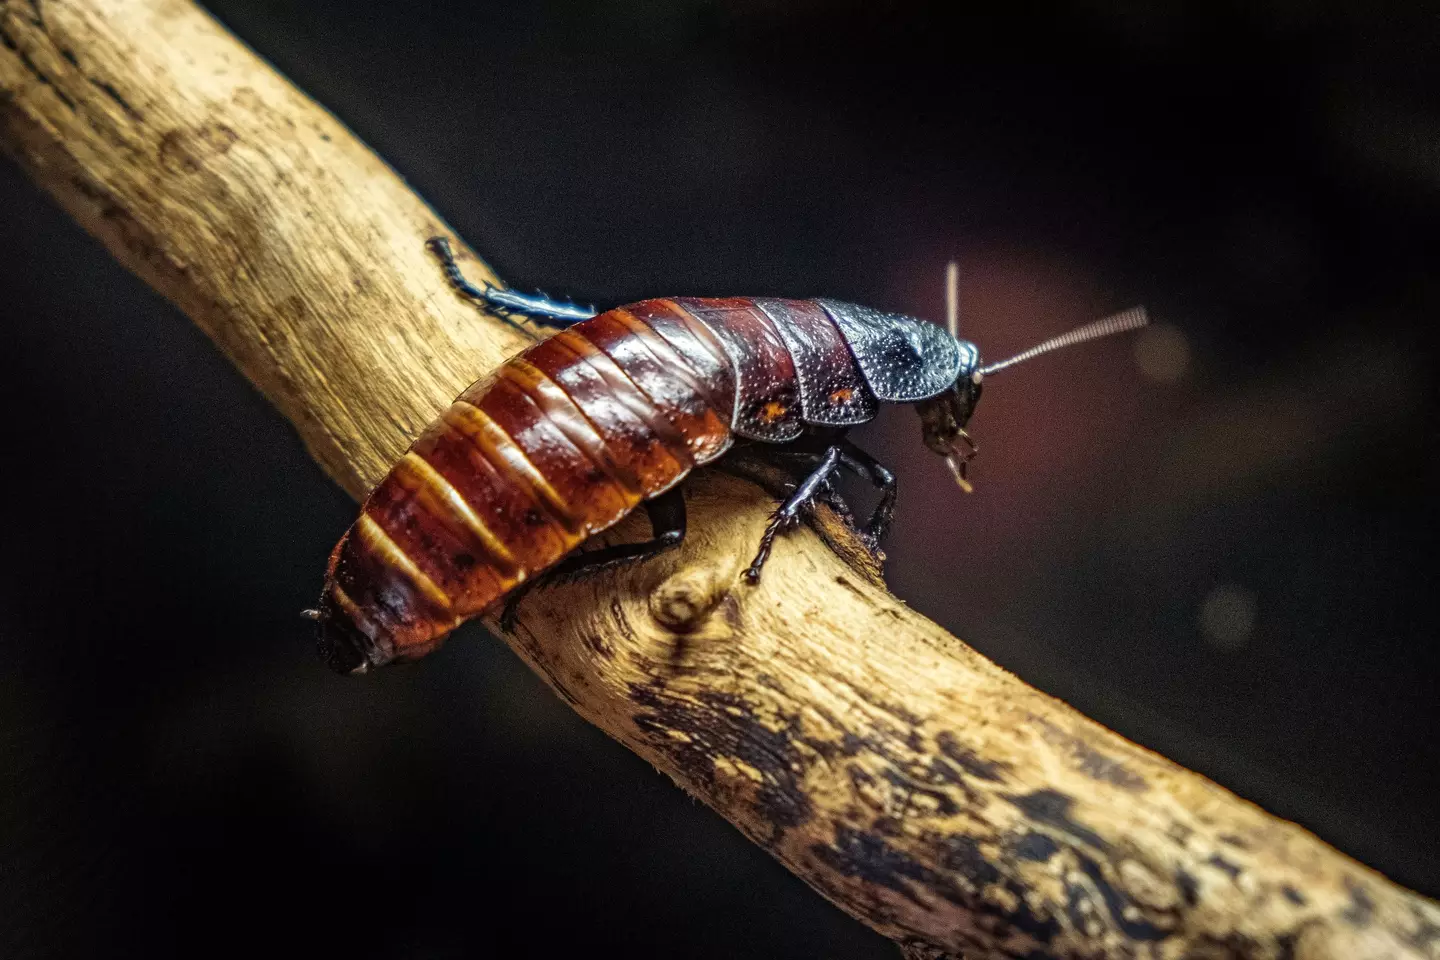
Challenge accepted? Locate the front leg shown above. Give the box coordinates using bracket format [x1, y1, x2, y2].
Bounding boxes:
[744, 445, 842, 584]
[837, 439, 898, 544]
[754, 441, 898, 545]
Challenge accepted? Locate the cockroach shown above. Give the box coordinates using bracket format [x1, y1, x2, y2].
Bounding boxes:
[307, 240, 1149, 673]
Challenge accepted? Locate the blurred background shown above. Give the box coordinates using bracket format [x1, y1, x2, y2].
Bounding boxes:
[2, 1, 1437, 957]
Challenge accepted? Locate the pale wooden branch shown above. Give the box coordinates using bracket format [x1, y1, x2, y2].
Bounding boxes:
[3, 4, 1437, 959]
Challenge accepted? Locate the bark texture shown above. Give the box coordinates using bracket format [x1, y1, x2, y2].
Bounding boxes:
[3, 3, 1437, 958]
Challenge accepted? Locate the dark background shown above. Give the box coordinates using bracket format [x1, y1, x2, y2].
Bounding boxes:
[2, 2, 1437, 957]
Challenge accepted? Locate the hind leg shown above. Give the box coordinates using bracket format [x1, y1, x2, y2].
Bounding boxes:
[744, 445, 842, 584]
[499, 488, 687, 630]
[427, 237, 596, 329]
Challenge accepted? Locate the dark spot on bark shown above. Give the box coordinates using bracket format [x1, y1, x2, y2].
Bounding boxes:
[1033, 718, 1148, 792]
[1064, 877, 1094, 937]
[934, 834, 1000, 890]
[990, 877, 1064, 948]
[630, 684, 814, 838]
[1075, 853, 1170, 941]
[923, 757, 983, 807]
[452, 552, 476, 569]
[1406, 906, 1440, 949]
[60, 47, 78, 66]
[1167, 821, 1195, 846]
[157, 124, 238, 174]
[1341, 878, 1374, 928]
[720, 595, 743, 633]
[320, 132, 332, 141]
[1207, 852, 1242, 881]
[845, 762, 878, 798]
[584, 632, 612, 658]
[1277, 932, 1298, 960]
[1218, 833, 1250, 849]
[1176, 869, 1200, 906]
[936, 731, 1009, 782]
[895, 940, 950, 960]
[6, 36, 76, 110]
[881, 768, 960, 816]
[88, 77, 141, 120]
[1282, 884, 1307, 906]
[811, 826, 938, 907]
[851, 685, 925, 728]
[872, 815, 902, 837]
[1012, 832, 1060, 863]
[810, 827, 1062, 952]
[1004, 789, 1109, 852]
[1072, 744, 1148, 792]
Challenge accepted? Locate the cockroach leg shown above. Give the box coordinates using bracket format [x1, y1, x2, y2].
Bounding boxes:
[745, 445, 842, 584]
[499, 489, 688, 631]
[426, 236, 596, 329]
[759, 441, 898, 544]
[836, 440, 898, 543]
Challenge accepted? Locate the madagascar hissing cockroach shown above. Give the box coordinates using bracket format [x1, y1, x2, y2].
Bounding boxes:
[307, 241, 1149, 673]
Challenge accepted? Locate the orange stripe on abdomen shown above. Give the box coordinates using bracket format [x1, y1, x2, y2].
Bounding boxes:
[361, 452, 512, 614]
[522, 334, 692, 497]
[410, 406, 577, 579]
[581, 309, 733, 465]
[470, 373, 638, 535]
[320, 313, 724, 669]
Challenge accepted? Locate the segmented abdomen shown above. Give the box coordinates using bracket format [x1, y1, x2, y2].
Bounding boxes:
[316, 300, 738, 672]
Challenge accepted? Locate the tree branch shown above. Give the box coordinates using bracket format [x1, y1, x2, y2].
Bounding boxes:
[3, 3, 1436, 958]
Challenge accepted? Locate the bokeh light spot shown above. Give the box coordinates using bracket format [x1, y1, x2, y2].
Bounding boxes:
[1199, 583, 1257, 650]
[1133, 322, 1190, 383]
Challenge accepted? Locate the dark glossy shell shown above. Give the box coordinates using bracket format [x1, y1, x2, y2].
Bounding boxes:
[753, 298, 879, 426]
[815, 298, 970, 402]
[673, 297, 806, 443]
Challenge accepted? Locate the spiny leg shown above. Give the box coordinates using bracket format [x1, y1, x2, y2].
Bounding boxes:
[426, 236, 596, 329]
[760, 442, 898, 543]
[499, 488, 687, 631]
[744, 445, 842, 584]
[836, 440, 898, 543]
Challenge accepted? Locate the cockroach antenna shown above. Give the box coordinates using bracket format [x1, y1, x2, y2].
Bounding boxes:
[980, 305, 1150, 377]
[945, 260, 960, 339]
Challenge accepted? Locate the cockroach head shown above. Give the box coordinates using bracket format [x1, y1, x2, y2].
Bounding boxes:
[916, 362, 983, 493]
[923, 261, 1150, 494]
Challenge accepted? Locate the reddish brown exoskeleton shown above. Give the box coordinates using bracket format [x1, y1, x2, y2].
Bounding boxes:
[309, 240, 1147, 673]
